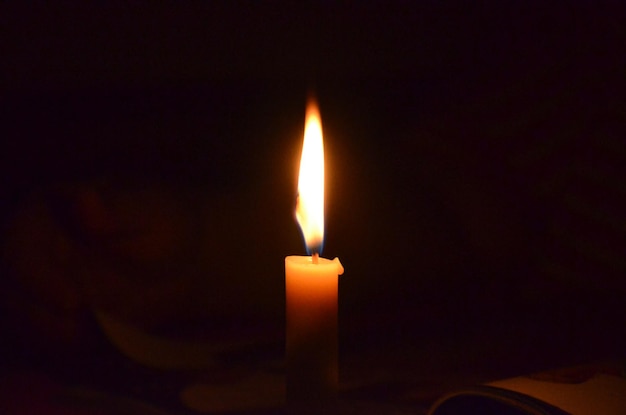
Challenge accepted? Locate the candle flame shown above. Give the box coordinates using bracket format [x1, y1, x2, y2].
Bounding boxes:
[296, 99, 324, 254]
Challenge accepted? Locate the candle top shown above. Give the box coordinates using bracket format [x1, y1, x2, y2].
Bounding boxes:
[285, 256, 344, 275]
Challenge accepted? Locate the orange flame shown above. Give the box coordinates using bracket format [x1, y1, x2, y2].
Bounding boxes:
[296, 99, 324, 254]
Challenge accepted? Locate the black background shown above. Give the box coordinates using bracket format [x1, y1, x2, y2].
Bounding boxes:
[1, 2, 624, 384]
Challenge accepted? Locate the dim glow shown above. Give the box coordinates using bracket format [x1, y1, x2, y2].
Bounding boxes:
[296, 99, 324, 254]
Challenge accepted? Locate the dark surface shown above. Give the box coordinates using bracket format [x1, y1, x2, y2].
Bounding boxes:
[1, 3, 624, 413]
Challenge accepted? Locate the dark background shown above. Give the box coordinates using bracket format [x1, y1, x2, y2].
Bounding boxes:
[1, 0, 624, 393]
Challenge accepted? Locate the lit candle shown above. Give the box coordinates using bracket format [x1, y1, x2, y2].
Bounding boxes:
[285, 99, 344, 404]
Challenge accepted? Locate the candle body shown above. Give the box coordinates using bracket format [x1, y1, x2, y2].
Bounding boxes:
[285, 255, 341, 403]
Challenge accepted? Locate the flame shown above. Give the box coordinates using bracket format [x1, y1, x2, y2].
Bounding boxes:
[296, 99, 324, 254]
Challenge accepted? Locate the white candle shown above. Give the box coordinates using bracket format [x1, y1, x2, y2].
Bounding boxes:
[285, 99, 344, 403]
[285, 255, 343, 401]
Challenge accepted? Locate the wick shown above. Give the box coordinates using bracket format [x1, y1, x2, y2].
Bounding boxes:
[312, 253, 319, 264]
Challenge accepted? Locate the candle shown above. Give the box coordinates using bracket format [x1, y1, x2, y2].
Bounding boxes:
[285, 99, 344, 404]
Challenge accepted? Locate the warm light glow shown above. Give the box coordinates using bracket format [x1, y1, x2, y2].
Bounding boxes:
[296, 99, 324, 254]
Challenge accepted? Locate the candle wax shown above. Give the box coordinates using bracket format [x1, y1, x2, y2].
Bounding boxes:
[285, 255, 344, 403]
